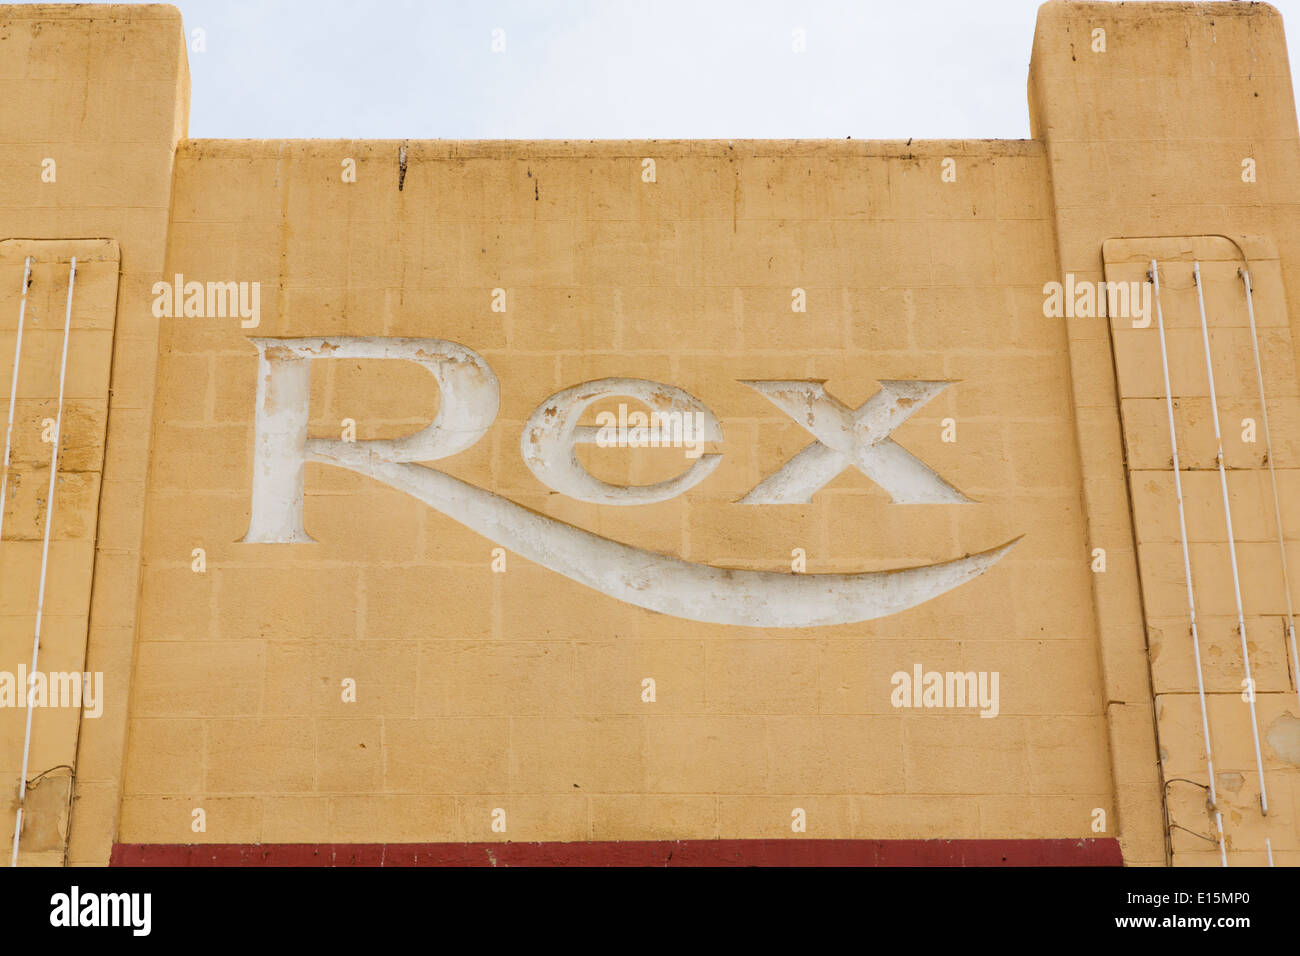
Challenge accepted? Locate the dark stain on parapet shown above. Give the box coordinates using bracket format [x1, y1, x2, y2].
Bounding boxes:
[398, 142, 408, 192]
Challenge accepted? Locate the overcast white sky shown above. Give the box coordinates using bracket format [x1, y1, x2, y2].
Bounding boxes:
[150, 0, 1300, 139]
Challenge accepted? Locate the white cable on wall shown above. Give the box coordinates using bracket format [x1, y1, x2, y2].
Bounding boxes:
[1239, 269, 1298, 710]
[0, 256, 33, 546]
[1192, 260, 1268, 817]
[10, 257, 75, 868]
[1150, 259, 1227, 866]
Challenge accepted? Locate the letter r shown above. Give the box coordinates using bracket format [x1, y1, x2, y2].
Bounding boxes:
[242, 337, 499, 542]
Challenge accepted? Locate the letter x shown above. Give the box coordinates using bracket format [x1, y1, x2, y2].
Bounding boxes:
[738, 380, 970, 504]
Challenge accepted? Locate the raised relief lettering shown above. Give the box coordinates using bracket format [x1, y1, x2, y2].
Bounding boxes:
[521, 379, 722, 505]
[739, 380, 969, 504]
[242, 338, 1016, 627]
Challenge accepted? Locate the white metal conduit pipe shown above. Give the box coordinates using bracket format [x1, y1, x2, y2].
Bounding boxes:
[9, 257, 76, 867]
[0, 256, 33, 545]
[1, 257, 33, 862]
[1239, 269, 1299, 712]
[1150, 260, 1227, 866]
[1192, 261, 1269, 818]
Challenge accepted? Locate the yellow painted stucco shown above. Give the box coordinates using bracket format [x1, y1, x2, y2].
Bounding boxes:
[0, 1, 1297, 866]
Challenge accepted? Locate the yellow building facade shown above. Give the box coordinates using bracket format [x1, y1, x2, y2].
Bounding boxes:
[1, 1, 1298, 867]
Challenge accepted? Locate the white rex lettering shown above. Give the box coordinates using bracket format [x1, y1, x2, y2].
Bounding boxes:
[241, 336, 1017, 627]
[738, 380, 968, 504]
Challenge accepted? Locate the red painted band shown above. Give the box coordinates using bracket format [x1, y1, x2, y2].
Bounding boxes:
[111, 839, 1122, 867]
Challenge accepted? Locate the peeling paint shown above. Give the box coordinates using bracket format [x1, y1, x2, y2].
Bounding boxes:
[1266, 713, 1300, 766]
